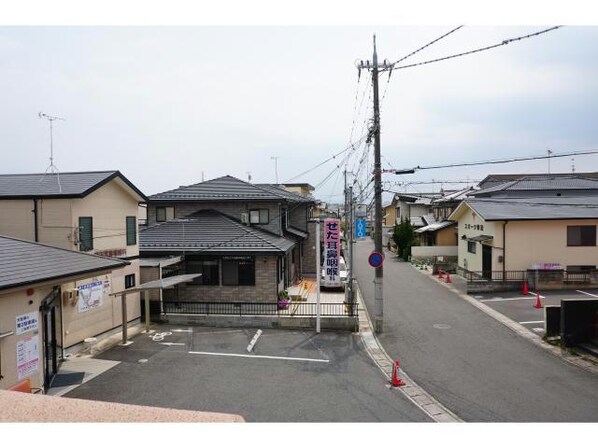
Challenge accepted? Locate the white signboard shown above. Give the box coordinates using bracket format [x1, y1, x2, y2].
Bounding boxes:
[16, 311, 39, 336]
[17, 335, 40, 380]
[78, 280, 104, 313]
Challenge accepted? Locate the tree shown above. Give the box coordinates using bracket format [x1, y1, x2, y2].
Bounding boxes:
[393, 218, 415, 261]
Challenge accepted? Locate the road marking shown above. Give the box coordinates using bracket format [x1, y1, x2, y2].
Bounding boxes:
[160, 342, 185, 346]
[188, 351, 329, 363]
[247, 329, 263, 353]
[480, 297, 536, 302]
[519, 321, 544, 325]
[170, 329, 193, 333]
[576, 290, 598, 298]
[532, 328, 544, 333]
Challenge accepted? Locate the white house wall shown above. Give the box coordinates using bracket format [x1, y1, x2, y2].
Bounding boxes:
[457, 210, 503, 272]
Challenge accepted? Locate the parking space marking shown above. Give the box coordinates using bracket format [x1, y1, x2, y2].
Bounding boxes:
[519, 320, 544, 325]
[480, 297, 536, 302]
[188, 351, 329, 363]
[246, 329, 263, 353]
[576, 290, 598, 298]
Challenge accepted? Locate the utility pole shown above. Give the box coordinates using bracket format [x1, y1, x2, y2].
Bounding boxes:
[271, 156, 280, 184]
[357, 35, 387, 333]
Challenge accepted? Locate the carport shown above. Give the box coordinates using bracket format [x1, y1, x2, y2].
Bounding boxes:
[111, 274, 201, 345]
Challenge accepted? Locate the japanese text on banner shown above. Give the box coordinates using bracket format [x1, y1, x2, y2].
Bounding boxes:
[324, 219, 340, 282]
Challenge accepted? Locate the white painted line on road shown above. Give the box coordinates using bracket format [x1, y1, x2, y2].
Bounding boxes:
[576, 290, 598, 298]
[532, 328, 544, 333]
[160, 342, 185, 346]
[247, 329, 263, 352]
[188, 351, 329, 363]
[480, 297, 536, 302]
[170, 329, 193, 333]
[518, 321, 544, 325]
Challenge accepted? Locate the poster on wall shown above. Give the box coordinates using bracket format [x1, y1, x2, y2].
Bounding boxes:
[17, 335, 40, 380]
[77, 280, 104, 313]
[16, 311, 39, 335]
[324, 218, 341, 283]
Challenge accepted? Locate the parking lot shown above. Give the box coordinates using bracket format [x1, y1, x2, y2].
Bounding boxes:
[470, 288, 598, 336]
[62, 325, 431, 422]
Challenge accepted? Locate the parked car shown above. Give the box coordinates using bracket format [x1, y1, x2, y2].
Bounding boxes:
[321, 256, 348, 290]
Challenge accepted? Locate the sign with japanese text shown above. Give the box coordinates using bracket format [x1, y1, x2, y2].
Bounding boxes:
[16, 311, 39, 336]
[77, 280, 104, 313]
[324, 219, 341, 283]
[17, 335, 39, 380]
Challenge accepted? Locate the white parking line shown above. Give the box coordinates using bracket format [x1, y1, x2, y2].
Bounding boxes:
[519, 320, 544, 325]
[188, 351, 329, 363]
[480, 297, 536, 302]
[247, 329, 263, 352]
[576, 290, 598, 298]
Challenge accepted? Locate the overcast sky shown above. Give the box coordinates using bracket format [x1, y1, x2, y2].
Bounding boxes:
[2, 4, 598, 205]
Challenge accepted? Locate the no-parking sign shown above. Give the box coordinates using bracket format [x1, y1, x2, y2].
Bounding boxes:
[368, 251, 384, 268]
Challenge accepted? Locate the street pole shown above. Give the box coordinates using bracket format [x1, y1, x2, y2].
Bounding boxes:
[349, 185, 355, 311]
[316, 219, 321, 333]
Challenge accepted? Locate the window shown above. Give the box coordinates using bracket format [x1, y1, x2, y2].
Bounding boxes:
[156, 206, 175, 222]
[125, 274, 136, 289]
[126, 216, 137, 245]
[222, 256, 255, 286]
[567, 225, 596, 246]
[186, 257, 219, 285]
[78, 217, 93, 252]
[249, 209, 269, 224]
[467, 241, 476, 254]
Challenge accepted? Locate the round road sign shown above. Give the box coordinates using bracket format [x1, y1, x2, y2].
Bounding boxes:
[368, 251, 384, 268]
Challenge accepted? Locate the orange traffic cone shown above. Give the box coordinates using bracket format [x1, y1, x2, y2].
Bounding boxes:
[534, 292, 543, 309]
[438, 269, 444, 279]
[522, 280, 529, 295]
[445, 272, 452, 283]
[391, 360, 406, 387]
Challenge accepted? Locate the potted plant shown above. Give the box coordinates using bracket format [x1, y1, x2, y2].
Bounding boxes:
[277, 290, 290, 310]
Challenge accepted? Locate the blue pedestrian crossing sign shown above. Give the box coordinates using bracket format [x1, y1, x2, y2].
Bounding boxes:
[355, 219, 366, 239]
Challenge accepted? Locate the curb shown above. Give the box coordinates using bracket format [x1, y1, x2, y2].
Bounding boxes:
[417, 266, 598, 376]
[354, 281, 463, 423]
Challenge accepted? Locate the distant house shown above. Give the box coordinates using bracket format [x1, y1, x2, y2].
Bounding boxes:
[141, 176, 316, 304]
[0, 235, 129, 391]
[0, 171, 148, 355]
[449, 197, 598, 275]
[474, 173, 598, 196]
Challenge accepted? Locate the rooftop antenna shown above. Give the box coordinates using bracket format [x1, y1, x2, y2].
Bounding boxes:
[547, 148, 553, 174]
[246, 171, 252, 182]
[571, 157, 575, 173]
[38, 111, 65, 192]
[270, 156, 279, 184]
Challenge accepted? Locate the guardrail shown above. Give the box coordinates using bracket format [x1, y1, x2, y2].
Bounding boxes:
[163, 301, 357, 317]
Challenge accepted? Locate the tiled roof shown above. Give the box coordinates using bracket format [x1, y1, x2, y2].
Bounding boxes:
[0, 236, 128, 291]
[477, 173, 598, 190]
[150, 176, 311, 203]
[455, 197, 598, 221]
[473, 175, 598, 196]
[415, 221, 456, 233]
[140, 209, 295, 253]
[0, 171, 147, 200]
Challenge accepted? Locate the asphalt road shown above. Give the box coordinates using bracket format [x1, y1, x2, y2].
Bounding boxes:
[65, 326, 432, 422]
[354, 239, 598, 422]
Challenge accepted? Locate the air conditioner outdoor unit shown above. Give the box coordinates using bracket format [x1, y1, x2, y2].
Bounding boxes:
[241, 212, 249, 224]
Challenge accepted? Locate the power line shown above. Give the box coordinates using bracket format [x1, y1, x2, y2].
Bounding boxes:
[389, 26, 563, 72]
[392, 25, 464, 67]
[408, 148, 598, 171]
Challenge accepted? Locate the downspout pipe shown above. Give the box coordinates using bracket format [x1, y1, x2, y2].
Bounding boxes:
[33, 199, 39, 242]
[503, 220, 508, 281]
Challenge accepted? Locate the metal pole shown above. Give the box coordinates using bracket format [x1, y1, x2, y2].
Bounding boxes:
[372, 35, 384, 334]
[144, 290, 150, 333]
[316, 219, 321, 333]
[121, 292, 128, 344]
[349, 185, 355, 311]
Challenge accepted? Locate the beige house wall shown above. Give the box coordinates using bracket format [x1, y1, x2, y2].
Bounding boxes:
[457, 210, 502, 272]
[38, 199, 74, 250]
[384, 205, 397, 226]
[0, 199, 36, 241]
[505, 220, 598, 271]
[71, 180, 141, 258]
[0, 288, 49, 390]
[436, 226, 458, 246]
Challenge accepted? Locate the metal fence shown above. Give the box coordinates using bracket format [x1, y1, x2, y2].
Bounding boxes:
[455, 267, 595, 284]
[162, 301, 357, 317]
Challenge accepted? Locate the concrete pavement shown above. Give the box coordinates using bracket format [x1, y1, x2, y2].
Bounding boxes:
[354, 239, 598, 422]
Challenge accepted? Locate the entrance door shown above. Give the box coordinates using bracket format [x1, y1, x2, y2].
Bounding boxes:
[482, 245, 492, 280]
[41, 289, 60, 389]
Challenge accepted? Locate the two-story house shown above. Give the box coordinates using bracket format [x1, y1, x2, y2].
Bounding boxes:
[140, 175, 315, 304]
[0, 171, 148, 358]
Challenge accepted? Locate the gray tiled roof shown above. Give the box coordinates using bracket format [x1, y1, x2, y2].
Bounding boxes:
[0, 236, 128, 291]
[0, 170, 148, 200]
[477, 173, 598, 190]
[140, 209, 295, 253]
[150, 176, 311, 203]
[464, 197, 598, 221]
[473, 175, 598, 196]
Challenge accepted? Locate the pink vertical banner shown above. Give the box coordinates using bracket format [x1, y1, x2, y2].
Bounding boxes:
[324, 218, 341, 282]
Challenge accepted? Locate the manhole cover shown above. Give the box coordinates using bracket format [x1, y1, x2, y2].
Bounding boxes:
[433, 324, 451, 330]
[138, 359, 149, 364]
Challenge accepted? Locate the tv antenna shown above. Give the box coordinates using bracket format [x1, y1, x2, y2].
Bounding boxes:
[39, 112, 65, 191]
